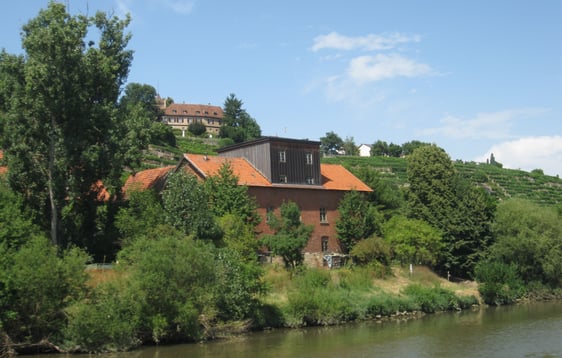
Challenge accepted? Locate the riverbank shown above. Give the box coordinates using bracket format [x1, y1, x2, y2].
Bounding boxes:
[4, 264, 477, 355]
[258, 264, 479, 330]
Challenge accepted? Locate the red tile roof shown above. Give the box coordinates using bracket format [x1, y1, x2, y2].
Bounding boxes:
[184, 154, 271, 187]
[91, 180, 111, 202]
[320, 164, 372, 191]
[184, 154, 372, 192]
[163, 103, 223, 118]
[122, 166, 175, 195]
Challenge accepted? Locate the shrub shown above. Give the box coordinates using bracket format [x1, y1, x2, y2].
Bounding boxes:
[0, 236, 89, 345]
[188, 122, 207, 136]
[474, 261, 524, 305]
[337, 266, 375, 291]
[402, 284, 470, 313]
[64, 281, 141, 352]
[349, 236, 391, 267]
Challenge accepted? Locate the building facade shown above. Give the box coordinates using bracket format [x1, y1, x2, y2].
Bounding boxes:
[123, 137, 373, 267]
[184, 137, 372, 266]
[160, 103, 224, 135]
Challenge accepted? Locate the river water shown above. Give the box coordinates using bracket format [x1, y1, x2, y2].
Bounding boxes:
[40, 301, 562, 358]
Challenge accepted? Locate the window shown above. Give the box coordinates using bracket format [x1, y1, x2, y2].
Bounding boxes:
[306, 152, 313, 165]
[279, 151, 286, 163]
[279, 175, 287, 183]
[306, 177, 315, 185]
[321, 236, 329, 252]
[320, 207, 327, 223]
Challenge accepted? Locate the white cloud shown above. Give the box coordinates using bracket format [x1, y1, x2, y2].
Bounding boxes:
[311, 32, 420, 52]
[477, 136, 562, 177]
[419, 108, 548, 140]
[347, 54, 432, 83]
[164, 0, 194, 15]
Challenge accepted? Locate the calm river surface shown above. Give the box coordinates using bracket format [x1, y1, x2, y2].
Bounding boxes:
[41, 301, 562, 358]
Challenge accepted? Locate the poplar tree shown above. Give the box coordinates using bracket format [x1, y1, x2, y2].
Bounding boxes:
[406, 145, 495, 277]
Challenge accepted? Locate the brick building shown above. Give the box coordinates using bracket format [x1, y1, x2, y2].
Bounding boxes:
[123, 137, 372, 266]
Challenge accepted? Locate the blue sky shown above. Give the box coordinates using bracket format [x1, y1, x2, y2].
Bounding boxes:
[2, 1, 562, 176]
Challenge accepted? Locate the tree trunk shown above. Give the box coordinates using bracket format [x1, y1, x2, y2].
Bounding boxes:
[48, 119, 59, 247]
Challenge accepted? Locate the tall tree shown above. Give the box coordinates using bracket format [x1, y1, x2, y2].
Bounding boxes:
[119, 83, 160, 119]
[320, 131, 343, 156]
[336, 190, 381, 253]
[342, 136, 359, 156]
[401, 140, 430, 156]
[0, 3, 132, 248]
[383, 215, 443, 267]
[487, 199, 562, 286]
[406, 145, 495, 277]
[220, 93, 261, 143]
[261, 201, 313, 270]
[355, 167, 403, 218]
[118, 83, 175, 171]
[204, 162, 260, 227]
[161, 171, 222, 242]
[370, 140, 388, 156]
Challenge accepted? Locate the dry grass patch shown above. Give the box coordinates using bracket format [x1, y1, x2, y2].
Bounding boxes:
[373, 265, 480, 301]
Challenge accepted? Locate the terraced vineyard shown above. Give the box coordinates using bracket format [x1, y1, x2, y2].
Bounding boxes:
[323, 156, 562, 206]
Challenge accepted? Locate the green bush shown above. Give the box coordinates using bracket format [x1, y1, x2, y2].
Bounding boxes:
[283, 287, 358, 327]
[349, 236, 391, 267]
[64, 281, 141, 352]
[0, 236, 89, 345]
[65, 235, 267, 350]
[402, 284, 474, 312]
[474, 261, 525, 305]
[188, 122, 207, 136]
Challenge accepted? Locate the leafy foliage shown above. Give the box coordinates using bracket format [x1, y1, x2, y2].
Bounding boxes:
[261, 201, 313, 270]
[114, 189, 167, 245]
[349, 236, 392, 267]
[320, 131, 343, 155]
[188, 121, 207, 136]
[0, 178, 39, 248]
[474, 261, 524, 305]
[486, 199, 562, 286]
[336, 190, 381, 253]
[219, 93, 261, 143]
[204, 162, 260, 227]
[161, 171, 222, 241]
[342, 136, 359, 156]
[0, 2, 132, 248]
[0, 236, 89, 344]
[406, 145, 496, 277]
[66, 236, 265, 350]
[383, 216, 443, 266]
